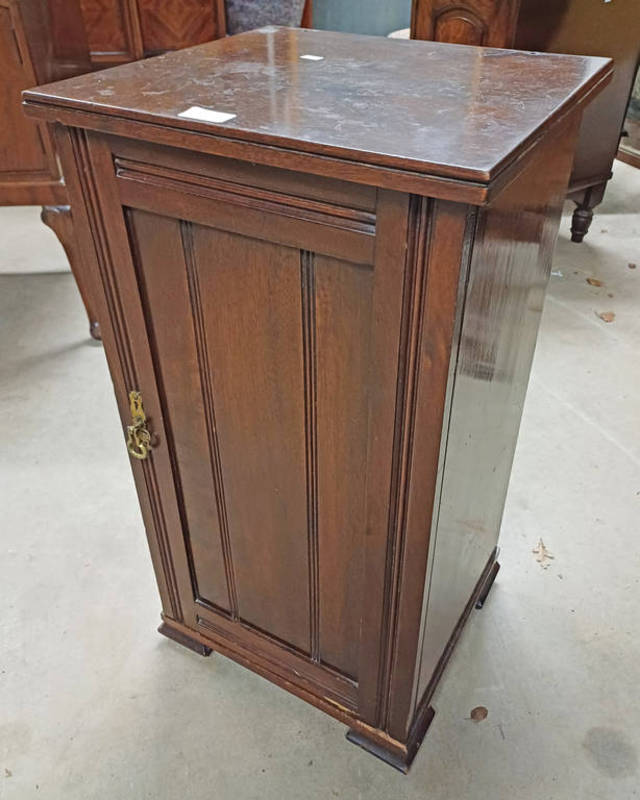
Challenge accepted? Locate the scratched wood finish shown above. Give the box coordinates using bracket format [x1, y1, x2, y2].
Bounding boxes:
[24, 29, 611, 771]
[24, 28, 611, 185]
[410, 0, 640, 241]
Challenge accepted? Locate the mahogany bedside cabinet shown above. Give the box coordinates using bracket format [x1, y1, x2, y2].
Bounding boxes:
[23, 28, 611, 771]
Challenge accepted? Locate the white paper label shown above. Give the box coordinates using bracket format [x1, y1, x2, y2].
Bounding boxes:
[177, 106, 236, 123]
[300, 54, 324, 61]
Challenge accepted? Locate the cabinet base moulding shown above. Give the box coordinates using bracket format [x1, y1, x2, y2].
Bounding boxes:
[347, 549, 500, 771]
[158, 620, 213, 657]
[157, 550, 500, 772]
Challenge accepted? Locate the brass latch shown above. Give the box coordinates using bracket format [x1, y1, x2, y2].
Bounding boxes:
[126, 390, 152, 460]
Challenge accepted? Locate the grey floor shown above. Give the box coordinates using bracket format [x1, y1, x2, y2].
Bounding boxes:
[1, 162, 638, 800]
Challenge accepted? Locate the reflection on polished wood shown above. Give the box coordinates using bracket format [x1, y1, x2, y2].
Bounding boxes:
[24, 28, 611, 770]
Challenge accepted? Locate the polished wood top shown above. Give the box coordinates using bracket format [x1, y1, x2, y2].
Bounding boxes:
[23, 27, 612, 184]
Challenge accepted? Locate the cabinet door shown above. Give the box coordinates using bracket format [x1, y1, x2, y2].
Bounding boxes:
[0, 0, 62, 204]
[129, 215, 374, 665]
[72, 133, 411, 717]
[411, 0, 519, 47]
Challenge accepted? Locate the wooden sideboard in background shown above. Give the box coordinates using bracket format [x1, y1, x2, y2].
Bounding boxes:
[76, 0, 226, 68]
[1, 0, 227, 338]
[618, 71, 640, 169]
[410, 0, 640, 242]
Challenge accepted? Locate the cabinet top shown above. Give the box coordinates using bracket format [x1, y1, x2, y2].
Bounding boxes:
[23, 27, 611, 188]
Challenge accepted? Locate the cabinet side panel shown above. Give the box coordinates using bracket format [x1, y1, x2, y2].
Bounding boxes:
[385, 199, 475, 740]
[315, 255, 373, 679]
[415, 113, 579, 703]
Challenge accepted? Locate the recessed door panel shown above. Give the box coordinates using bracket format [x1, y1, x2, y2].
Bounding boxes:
[189, 223, 311, 652]
[315, 255, 372, 678]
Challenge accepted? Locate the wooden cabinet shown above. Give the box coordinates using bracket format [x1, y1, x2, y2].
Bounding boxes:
[411, 0, 640, 242]
[0, 0, 64, 205]
[24, 28, 611, 771]
[1, 0, 226, 339]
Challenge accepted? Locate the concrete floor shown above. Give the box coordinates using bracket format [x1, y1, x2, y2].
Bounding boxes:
[1, 162, 638, 799]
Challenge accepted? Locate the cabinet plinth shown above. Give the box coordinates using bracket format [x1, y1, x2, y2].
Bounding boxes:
[23, 28, 611, 770]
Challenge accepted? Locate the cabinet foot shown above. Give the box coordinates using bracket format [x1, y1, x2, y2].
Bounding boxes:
[346, 729, 411, 772]
[41, 205, 102, 340]
[570, 203, 594, 243]
[346, 705, 436, 773]
[569, 181, 607, 244]
[475, 560, 500, 609]
[158, 621, 213, 657]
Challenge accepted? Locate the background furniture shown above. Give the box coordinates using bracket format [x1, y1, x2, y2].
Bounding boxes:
[618, 72, 640, 169]
[1, 0, 227, 338]
[24, 28, 610, 770]
[226, 0, 310, 34]
[410, 0, 640, 242]
[2, 1, 313, 339]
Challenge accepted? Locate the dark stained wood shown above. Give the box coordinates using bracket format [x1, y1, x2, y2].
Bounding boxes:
[413, 108, 581, 725]
[411, 0, 519, 47]
[25, 29, 611, 771]
[126, 209, 232, 611]
[187, 224, 311, 651]
[48, 0, 92, 79]
[315, 254, 371, 677]
[23, 28, 612, 185]
[2, 0, 226, 337]
[411, 0, 640, 241]
[383, 198, 476, 741]
[158, 620, 212, 656]
[78, 0, 134, 62]
[516, 0, 640, 242]
[300, 0, 312, 28]
[40, 205, 101, 339]
[77, 0, 226, 66]
[137, 0, 225, 55]
[0, 0, 63, 205]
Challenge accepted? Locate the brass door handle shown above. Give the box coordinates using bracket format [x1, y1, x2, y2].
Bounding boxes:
[126, 390, 152, 460]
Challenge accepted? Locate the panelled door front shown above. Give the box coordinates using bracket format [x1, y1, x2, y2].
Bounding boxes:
[84, 132, 412, 718]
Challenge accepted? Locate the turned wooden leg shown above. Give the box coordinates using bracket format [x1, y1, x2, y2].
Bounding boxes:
[158, 621, 213, 657]
[569, 181, 607, 244]
[570, 202, 594, 243]
[41, 205, 101, 340]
